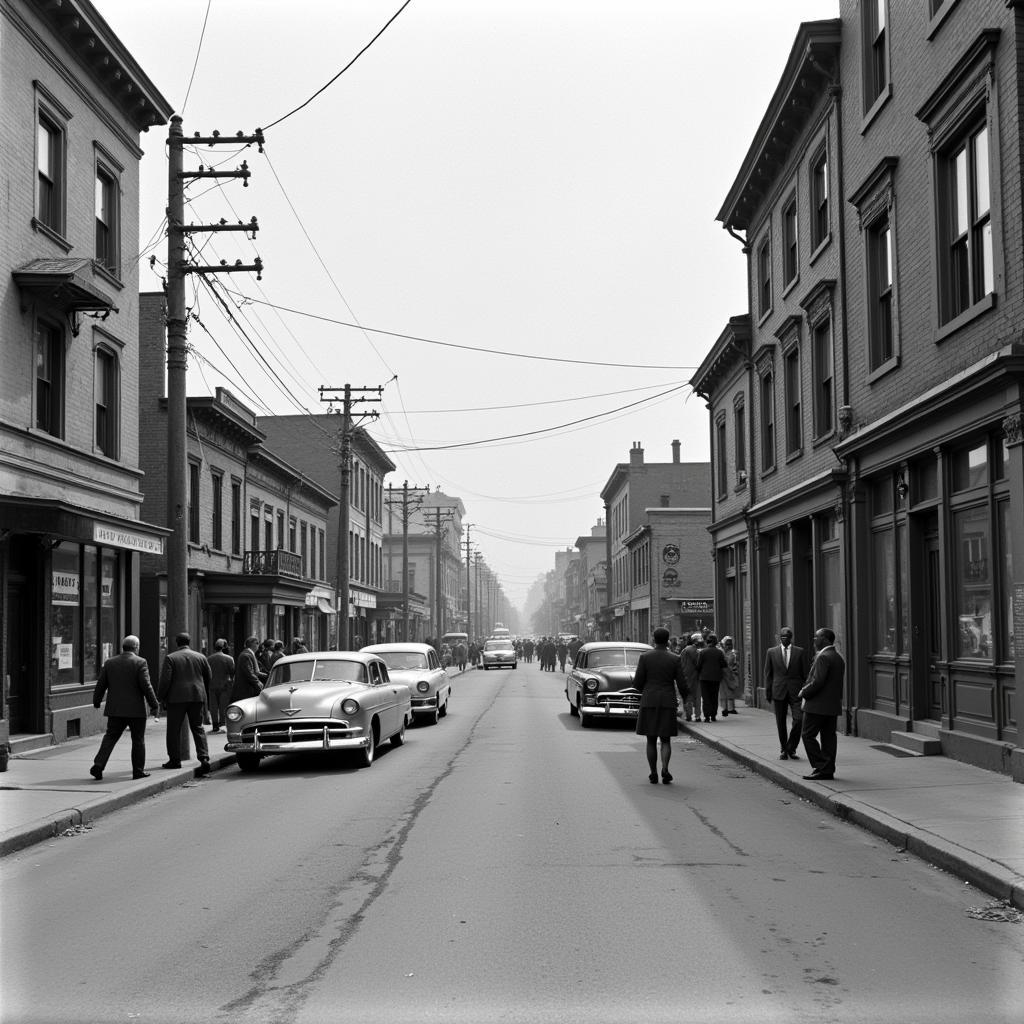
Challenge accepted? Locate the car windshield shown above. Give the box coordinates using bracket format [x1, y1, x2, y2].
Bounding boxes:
[485, 640, 513, 651]
[377, 651, 429, 671]
[267, 659, 366, 686]
[584, 648, 643, 670]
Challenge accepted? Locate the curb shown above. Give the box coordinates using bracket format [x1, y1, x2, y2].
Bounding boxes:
[682, 721, 1024, 911]
[0, 753, 237, 859]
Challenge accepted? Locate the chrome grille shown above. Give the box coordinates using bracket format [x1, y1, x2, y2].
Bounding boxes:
[241, 720, 356, 747]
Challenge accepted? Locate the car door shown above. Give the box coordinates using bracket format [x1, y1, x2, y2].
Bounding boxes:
[429, 649, 447, 702]
[368, 660, 394, 736]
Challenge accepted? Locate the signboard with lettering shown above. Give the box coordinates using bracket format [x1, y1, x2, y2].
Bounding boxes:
[93, 523, 164, 555]
[52, 571, 79, 606]
[678, 598, 714, 615]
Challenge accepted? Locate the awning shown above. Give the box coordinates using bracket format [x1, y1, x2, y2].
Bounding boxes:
[316, 597, 338, 614]
[13, 258, 116, 314]
[0, 496, 169, 551]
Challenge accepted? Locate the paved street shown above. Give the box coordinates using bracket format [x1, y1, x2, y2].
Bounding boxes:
[1, 661, 1022, 1024]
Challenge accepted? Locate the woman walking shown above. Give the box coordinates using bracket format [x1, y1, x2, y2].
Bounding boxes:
[695, 633, 728, 722]
[633, 627, 690, 784]
[719, 636, 742, 716]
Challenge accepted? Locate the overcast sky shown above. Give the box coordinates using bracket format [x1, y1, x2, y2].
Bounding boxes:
[100, 0, 837, 611]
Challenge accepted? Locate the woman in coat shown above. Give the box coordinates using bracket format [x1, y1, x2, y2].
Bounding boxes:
[633, 627, 689, 784]
[719, 635, 742, 716]
[695, 633, 728, 723]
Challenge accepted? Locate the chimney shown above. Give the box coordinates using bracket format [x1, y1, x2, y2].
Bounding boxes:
[629, 441, 644, 466]
[671, 439, 681, 463]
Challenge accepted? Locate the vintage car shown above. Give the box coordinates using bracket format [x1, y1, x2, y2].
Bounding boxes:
[224, 651, 411, 771]
[362, 642, 451, 725]
[565, 641, 651, 727]
[481, 638, 517, 670]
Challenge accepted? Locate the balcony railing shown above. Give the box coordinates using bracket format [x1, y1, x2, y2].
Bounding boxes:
[243, 548, 303, 577]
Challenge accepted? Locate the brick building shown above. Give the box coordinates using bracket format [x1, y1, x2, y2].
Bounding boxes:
[696, 5, 1023, 779]
[598, 441, 712, 641]
[571, 520, 607, 641]
[137, 294, 335, 665]
[0, 0, 171, 754]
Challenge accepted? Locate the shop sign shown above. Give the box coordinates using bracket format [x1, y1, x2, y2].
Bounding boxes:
[662, 568, 680, 588]
[52, 571, 79, 606]
[350, 591, 377, 609]
[93, 523, 164, 554]
[678, 598, 714, 615]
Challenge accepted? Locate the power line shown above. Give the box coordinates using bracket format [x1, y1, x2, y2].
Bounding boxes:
[179, 0, 212, 115]
[263, 0, 416, 132]
[221, 289, 696, 370]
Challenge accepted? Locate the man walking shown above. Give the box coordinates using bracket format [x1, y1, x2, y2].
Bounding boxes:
[763, 626, 810, 760]
[679, 633, 703, 722]
[207, 639, 235, 733]
[89, 635, 159, 780]
[799, 627, 846, 780]
[231, 635, 267, 702]
[158, 632, 212, 775]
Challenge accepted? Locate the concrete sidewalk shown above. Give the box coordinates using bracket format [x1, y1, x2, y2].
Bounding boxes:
[681, 706, 1024, 910]
[2, 690, 1022, 913]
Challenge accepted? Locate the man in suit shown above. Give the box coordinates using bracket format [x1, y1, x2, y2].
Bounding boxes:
[207, 638, 235, 733]
[158, 632, 212, 775]
[679, 633, 703, 722]
[90, 635, 159, 781]
[798, 627, 846, 780]
[231, 635, 267, 702]
[763, 626, 810, 760]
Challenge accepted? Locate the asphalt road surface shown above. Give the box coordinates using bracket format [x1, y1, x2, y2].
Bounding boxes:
[2, 660, 1021, 1024]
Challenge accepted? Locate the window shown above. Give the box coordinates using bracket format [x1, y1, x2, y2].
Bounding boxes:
[211, 473, 223, 550]
[760, 370, 776, 473]
[757, 238, 772, 320]
[189, 462, 201, 543]
[954, 506, 992, 659]
[873, 527, 896, 653]
[868, 215, 894, 369]
[942, 122, 992, 322]
[812, 318, 834, 439]
[36, 320, 64, 437]
[863, 0, 889, 116]
[277, 510, 285, 548]
[784, 344, 802, 456]
[94, 346, 119, 458]
[810, 148, 829, 251]
[715, 416, 728, 497]
[36, 112, 65, 235]
[734, 399, 746, 483]
[231, 481, 241, 555]
[95, 165, 119, 275]
[782, 197, 799, 287]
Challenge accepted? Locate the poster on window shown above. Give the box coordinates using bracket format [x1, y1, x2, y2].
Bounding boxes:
[52, 571, 80, 606]
[57, 643, 74, 670]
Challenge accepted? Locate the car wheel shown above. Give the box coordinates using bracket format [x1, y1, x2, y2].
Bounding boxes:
[483, 664, 490, 671]
[426, 702, 440, 726]
[236, 753, 261, 773]
[391, 716, 407, 747]
[438, 695, 449, 718]
[355, 723, 377, 768]
[568, 693, 578, 716]
[578, 703, 592, 728]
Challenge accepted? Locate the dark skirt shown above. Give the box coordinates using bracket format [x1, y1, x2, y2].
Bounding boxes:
[635, 705, 679, 738]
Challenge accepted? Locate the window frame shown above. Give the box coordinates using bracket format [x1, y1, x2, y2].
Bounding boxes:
[35, 317, 66, 438]
[756, 352, 777, 477]
[756, 234, 773, 324]
[93, 145, 123, 281]
[188, 460, 202, 544]
[34, 86, 71, 243]
[211, 471, 224, 551]
[780, 325, 803, 460]
[94, 340, 120, 459]
[861, 0, 892, 128]
[811, 316, 835, 441]
[781, 193, 799, 292]
[733, 394, 747, 488]
[715, 413, 728, 499]
[809, 144, 830, 256]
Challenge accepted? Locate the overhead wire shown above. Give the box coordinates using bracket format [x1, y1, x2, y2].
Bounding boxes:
[179, 0, 212, 116]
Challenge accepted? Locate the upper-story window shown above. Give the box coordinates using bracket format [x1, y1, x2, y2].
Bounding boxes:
[812, 318, 834, 439]
[36, 111, 66, 236]
[810, 147, 829, 252]
[94, 344, 120, 458]
[189, 461, 201, 544]
[36, 319, 65, 438]
[782, 196, 799, 288]
[862, 0, 890, 120]
[759, 365, 776, 474]
[211, 472, 224, 550]
[94, 161, 120, 277]
[734, 397, 747, 485]
[715, 415, 728, 498]
[231, 481, 242, 555]
[783, 337, 803, 457]
[757, 236, 772, 321]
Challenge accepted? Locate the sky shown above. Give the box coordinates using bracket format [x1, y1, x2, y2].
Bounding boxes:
[99, 0, 838, 613]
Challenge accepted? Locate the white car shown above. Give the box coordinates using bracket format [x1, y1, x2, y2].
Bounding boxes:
[481, 638, 517, 670]
[362, 642, 451, 725]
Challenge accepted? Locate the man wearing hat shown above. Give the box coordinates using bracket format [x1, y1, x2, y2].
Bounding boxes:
[157, 632, 212, 774]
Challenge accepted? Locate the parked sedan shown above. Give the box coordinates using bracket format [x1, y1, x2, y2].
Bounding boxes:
[224, 651, 411, 771]
[481, 638, 517, 670]
[362, 642, 451, 725]
[565, 641, 651, 727]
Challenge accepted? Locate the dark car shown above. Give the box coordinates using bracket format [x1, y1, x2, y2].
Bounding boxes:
[564, 641, 651, 727]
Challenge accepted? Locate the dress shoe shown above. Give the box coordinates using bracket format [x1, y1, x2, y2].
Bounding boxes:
[161, 761, 182, 769]
[211, 726, 221, 733]
[649, 772, 658, 784]
[133, 771, 150, 780]
[803, 772, 834, 780]
[787, 749, 800, 760]
[779, 751, 790, 760]
[195, 762, 212, 777]
[89, 764, 103, 780]
[661, 772, 673, 784]
[721, 709, 729, 717]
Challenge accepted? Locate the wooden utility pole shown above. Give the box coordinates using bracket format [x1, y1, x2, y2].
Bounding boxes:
[463, 525, 473, 639]
[426, 505, 457, 637]
[318, 384, 382, 649]
[384, 482, 426, 641]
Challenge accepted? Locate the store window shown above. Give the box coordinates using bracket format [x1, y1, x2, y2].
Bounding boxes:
[998, 500, 1013, 663]
[953, 505, 991, 659]
[52, 544, 81, 685]
[952, 442, 987, 491]
[873, 528, 896, 653]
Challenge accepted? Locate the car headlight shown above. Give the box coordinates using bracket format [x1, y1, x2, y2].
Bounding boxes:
[341, 698, 360, 716]
[584, 678, 599, 692]
[417, 680, 429, 693]
[226, 705, 244, 722]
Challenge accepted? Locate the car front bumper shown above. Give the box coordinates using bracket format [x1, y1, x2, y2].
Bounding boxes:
[225, 722, 370, 753]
